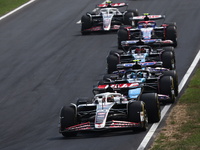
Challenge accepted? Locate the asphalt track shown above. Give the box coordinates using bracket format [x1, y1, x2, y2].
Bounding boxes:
[0, 0, 200, 149]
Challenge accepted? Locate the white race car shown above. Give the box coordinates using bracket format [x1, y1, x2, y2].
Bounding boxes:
[59, 91, 160, 137]
[81, 1, 138, 35]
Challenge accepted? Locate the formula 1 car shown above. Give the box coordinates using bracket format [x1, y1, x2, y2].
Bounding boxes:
[59, 91, 160, 137]
[81, 1, 139, 35]
[117, 13, 177, 48]
[96, 63, 178, 103]
[107, 43, 176, 73]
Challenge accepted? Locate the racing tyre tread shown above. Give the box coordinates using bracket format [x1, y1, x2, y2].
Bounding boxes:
[60, 106, 77, 137]
[140, 93, 160, 123]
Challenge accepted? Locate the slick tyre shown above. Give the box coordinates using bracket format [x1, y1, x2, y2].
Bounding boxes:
[60, 106, 77, 137]
[163, 70, 179, 97]
[160, 76, 175, 103]
[129, 101, 148, 131]
[165, 25, 177, 47]
[117, 27, 129, 49]
[161, 51, 175, 70]
[140, 93, 160, 123]
[124, 9, 139, 26]
[107, 54, 119, 74]
[109, 49, 124, 55]
[81, 15, 91, 35]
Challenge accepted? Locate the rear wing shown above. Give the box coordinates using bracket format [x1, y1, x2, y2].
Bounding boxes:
[116, 61, 163, 70]
[130, 14, 165, 21]
[121, 39, 174, 47]
[97, 3, 128, 8]
[93, 82, 139, 95]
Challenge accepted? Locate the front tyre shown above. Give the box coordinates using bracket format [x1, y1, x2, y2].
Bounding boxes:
[129, 101, 148, 131]
[60, 106, 77, 137]
[140, 93, 160, 123]
[161, 51, 175, 70]
[163, 70, 179, 97]
[160, 76, 175, 103]
[107, 54, 119, 74]
[81, 15, 91, 35]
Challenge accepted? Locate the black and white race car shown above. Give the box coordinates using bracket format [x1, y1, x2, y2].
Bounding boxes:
[117, 13, 177, 48]
[81, 1, 138, 35]
[59, 91, 160, 137]
[107, 43, 176, 73]
[97, 60, 178, 103]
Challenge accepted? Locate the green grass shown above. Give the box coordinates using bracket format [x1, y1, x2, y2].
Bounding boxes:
[151, 68, 200, 150]
[0, 0, 30, 16]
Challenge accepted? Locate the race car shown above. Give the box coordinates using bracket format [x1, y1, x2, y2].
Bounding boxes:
[107, 43, 176, 74]
[81, 1, 139, 35]
[96, 63, 178, 103]
[117, 13, 177, 48]
[59, 91, 160, 137]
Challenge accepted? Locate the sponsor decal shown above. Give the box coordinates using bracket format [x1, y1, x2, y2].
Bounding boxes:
[98, 3, 125, 7]
[161, 40, 173, 43]
[85, 26, 101, 31]
[66, 122, 91, 131]
[98, 83, 139, 89]
[110, 120, 139, 128]
[96, 112, 106, 124]
[113, 25, 120, 29]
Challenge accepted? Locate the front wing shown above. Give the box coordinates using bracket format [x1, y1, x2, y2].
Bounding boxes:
[60, 120, 140, 133]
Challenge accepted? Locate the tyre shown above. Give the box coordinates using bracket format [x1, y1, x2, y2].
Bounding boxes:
[109, 49, 124, 55]
[159, 76, 175, 103]
[140, 93, 160, 123]
[76, 97, 92, 106]
[161, 51, 175, 70]
[162, 46, 175, 54]
[163, 70, 179, 97]
[129, 101, 148, 131]
[60, 106, 77, 137]
[107, 54, 119, 74]
[124, 9, 139, 26]
[103, 74, 119, 81]
[81, 15, 91, 35]
[117, 27, 129, 49]
[165, 25, 177, 47]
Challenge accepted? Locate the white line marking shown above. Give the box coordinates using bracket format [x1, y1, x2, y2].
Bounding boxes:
[76, 0, 108, 24]
[0, 0, 36, 21]
[137, 50, 200, 150]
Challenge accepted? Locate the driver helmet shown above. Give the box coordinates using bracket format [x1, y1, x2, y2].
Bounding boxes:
[136, 47, 146, 53]
[137, 72, 143, 78]
[107, 95, 114, 102]
[131, 72, 136, 79]
[106, 1, 112, 7]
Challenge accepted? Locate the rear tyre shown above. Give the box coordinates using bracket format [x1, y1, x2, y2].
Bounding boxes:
[161, 51, 175, 70]
[107, 55, 119, 74]
[129, 101, 148, 131]
[163, 70, 179, 97]
[160, 76, 175, 103]
[81, 15, 91, 35]
[140, 93, 160, 123]
[60, 106, 77, 137]
[165, 25, 177, 47]
[124, 9, 139, 26]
